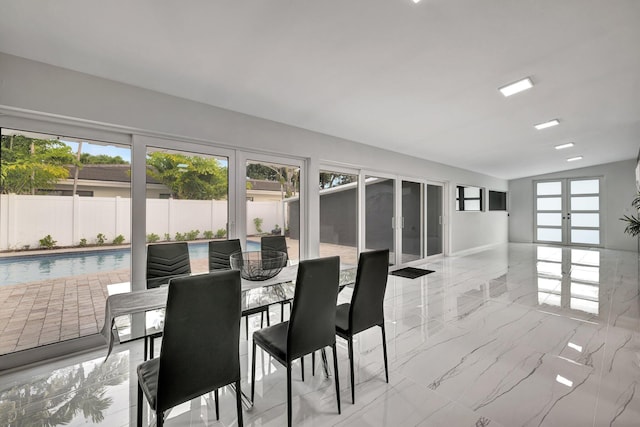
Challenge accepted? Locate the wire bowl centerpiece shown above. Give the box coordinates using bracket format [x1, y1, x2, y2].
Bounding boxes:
[230, 250, 287, 281]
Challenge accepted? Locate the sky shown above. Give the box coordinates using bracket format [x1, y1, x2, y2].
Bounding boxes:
[60, 140, 229, 167]
[61, 140, 132, 162]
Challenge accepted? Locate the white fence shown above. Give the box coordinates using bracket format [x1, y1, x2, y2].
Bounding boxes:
[0, 194, 285, 250]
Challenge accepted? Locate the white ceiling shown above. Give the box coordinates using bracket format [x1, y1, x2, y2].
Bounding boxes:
[1, 0, 639, 179]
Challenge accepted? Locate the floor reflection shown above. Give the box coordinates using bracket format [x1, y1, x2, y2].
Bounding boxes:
[0, 353, 128, 426]
[536, 246, 601, 317]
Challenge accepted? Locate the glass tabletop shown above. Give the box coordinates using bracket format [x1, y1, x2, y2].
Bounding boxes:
[111, 266, 356, 344]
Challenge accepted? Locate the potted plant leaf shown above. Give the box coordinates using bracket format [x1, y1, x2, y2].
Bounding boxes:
[620, 193, 640, 237]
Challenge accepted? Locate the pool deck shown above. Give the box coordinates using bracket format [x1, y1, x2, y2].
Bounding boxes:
[0, 240, 357, 355]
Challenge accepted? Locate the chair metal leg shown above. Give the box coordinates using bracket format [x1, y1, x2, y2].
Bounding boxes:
[156, 410, 163, 427]
[266, 308, 270, 326]
[301, 356, 305, 381]
[281, 302, 285, 322]
[332, 343, 341, 414]
[150, 336, 155, 359]
[348, 337, 355, 404]
[287, 363, 292, 427]
[235, 379, 244, 427]
[260, 312, 264, 328]
[381, 324, 389, 383]
[214, 389, 219, 420]
[137, 382, 143, 426]
[312, 351, 315, 376]
[144, 337, 148, 361]
[245, 315, 249, 339]
[251, 341, 257, 403]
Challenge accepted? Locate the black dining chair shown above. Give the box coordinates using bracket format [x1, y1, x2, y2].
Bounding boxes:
[137, 271, 243, 427]
[251, 256, 341, 427]
[208, 238, 241, 270]
[146, 242, 191, 289]
[260, 235, 291, 321]
[144, 242, 192, 359]
[209, 238, 270, 337]
[335, 249, 390, 404]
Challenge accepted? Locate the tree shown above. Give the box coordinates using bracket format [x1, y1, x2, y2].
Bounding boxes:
[146, 152, 228, 200]
[0, 354, 128, 426]
[246, 163, 299, 197]
[79, 153, 129, 164]
[319, 172, 357, 189]
[0, 134, 78, 195]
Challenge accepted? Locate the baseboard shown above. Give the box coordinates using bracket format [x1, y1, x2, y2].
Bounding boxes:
[450, 242, 504, 257]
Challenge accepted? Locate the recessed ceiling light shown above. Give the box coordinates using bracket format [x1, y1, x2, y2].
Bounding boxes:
[534, 119, 560, 130]
[555, 143, 574, 150]
[499, 77, 533, 97]
[567, 156, 583, 162]
[412, 0, 421, 3]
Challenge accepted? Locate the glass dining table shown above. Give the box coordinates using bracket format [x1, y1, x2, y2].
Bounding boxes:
[99, 264, 357, 409]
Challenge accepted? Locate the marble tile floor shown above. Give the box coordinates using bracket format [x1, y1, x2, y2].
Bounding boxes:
[1, 243, 639, 426]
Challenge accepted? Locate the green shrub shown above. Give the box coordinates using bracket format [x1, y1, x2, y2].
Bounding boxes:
[163, 233, 171, 242]
[96, 233, 106, 246]
[112, 234, 125, 245]
[203, 230, 214, 239]
[186, 229, 200, 240]
[79, 238, 87, 247]
[147, 233, 160, 243]
[253, 217, 263, 233]
[215, 228, 227, 239]
[174, 232, 186, 241]
[39, 235, 57, 249]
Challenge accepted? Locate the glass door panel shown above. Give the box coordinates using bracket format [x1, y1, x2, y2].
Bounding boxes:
[146, 147, 229, 275]
[319, 170, 358, 266]
[535, 180, 564, 243]
[0, 128, 131, 355]
[569, 178, 600, 246]
[427, 184, 444, 256]
[365, 176, 395, 265]
[401, 180, 423, 263]
[246, 160, 300, 262]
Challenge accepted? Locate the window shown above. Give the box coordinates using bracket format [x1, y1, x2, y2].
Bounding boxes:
[456, 185, 483, 211]
[0, 128, 131, 355]
[488, 190, 507, 211]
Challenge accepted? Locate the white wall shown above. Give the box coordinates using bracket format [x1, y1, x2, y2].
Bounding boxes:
[508, 159, 637, 251]
[0, 52, 508, 254]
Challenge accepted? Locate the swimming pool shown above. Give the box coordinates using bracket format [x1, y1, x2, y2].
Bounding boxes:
[0, 240, 261, 286]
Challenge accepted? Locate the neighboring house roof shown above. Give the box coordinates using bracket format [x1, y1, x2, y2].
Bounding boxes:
[66, 164, 163, 185]
[248, 179, 283, 192]
[65, 165, 286, 190]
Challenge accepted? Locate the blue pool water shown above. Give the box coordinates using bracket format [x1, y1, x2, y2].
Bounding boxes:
[0, 240, 261, 286]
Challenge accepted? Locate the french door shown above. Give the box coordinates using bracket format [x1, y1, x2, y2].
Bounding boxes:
[535, 178, 602, 246]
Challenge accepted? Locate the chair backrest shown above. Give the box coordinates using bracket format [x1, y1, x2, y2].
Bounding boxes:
[287, 256, 340, 360]
[261, 235, 289, 262]
[156, 271, 241, 412]
[349, 249, 390, 334]
[208, 239, 241, 271]
[146, 243, 191, 288]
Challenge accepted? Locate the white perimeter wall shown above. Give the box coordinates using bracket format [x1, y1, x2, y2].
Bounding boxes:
[0, 195, 282, 250]
[508, 159, 637, 251]
[0, 52, 508, 255]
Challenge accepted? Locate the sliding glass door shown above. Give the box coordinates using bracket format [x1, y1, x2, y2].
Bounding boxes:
[401, 180, 424, 263]
[0, 128, 131, 355]
[364, 175, 395, 265]
[426, 184, 444, 256]
[243, 155, 303, 262]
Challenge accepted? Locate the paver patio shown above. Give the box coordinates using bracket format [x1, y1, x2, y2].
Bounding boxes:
[0, 240, 357, 355]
